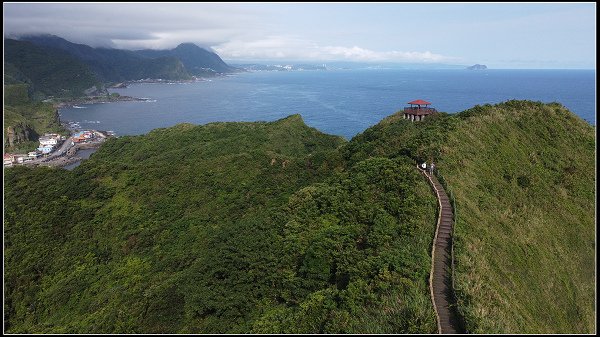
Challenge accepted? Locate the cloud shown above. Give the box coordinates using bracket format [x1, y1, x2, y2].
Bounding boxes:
[4, 3, 457, 63]
[3, 3, 594, 67]
[3, 3, 263, 49]
[214, 37, 457, 63]
[320, 46, 453, 62]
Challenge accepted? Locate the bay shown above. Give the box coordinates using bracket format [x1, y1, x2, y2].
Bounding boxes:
[59, 69, 596, 140]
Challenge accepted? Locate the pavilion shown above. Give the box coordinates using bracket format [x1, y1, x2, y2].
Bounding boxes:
[403, 99, 437, 121]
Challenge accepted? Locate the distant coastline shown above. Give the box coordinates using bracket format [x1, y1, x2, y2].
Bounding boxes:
[54, 94, 151, 109]
[53, 75, 229, 109]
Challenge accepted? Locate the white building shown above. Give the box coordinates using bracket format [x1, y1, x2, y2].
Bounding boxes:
[39, 136, 59, 146]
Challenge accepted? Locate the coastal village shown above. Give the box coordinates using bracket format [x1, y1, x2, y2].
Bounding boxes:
[3, 128, 111, 168]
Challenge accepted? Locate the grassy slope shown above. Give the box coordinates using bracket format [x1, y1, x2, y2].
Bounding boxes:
[340, 100, 595, 333]
[440, 101, 595, 333]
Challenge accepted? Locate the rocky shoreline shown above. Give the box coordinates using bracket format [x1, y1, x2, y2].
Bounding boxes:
[52, 76, 220, 108]
[54, 94, 151, 108]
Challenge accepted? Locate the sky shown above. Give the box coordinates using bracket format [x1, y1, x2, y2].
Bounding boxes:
[3, 2, 596, 69]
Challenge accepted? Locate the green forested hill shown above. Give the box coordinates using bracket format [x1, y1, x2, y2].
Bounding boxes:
[18, 35, 193, 82]
[340, 100, 596, 333]
[4, 101, 595, 333]
[4, 115, 437, 333]
[4, 39, 101, 99]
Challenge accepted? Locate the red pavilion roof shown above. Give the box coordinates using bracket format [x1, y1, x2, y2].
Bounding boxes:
[408, 99, 431, 105]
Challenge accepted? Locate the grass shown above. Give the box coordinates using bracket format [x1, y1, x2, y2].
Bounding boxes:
[4, 100, 595, 333]
[339, 100, 595, 333]
[440, 101, 595, 333]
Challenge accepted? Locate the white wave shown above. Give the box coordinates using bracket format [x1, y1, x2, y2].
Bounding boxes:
[73, 105, 87, 109]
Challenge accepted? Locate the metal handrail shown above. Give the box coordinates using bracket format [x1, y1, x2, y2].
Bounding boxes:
[418, 164, 442, 334]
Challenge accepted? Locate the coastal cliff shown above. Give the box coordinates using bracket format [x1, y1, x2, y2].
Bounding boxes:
[4, 84, 65, 151]
[5, 124, 38, 148]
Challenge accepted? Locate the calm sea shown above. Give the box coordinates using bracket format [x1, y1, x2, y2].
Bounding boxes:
[59, 69, 596, 140]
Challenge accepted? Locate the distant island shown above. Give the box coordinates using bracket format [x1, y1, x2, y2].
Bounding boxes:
[467, 64, 488, 70]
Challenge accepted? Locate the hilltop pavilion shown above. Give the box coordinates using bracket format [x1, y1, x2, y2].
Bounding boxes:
[403, 99, 437, 121]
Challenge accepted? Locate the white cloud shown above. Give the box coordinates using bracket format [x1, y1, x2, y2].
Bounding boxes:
[3, 3, 264, 49]
[320, 46, 452, 62]
[214, 37, 457, 63]
[5, 3, 457, 63]
[3, 3, 594, 67]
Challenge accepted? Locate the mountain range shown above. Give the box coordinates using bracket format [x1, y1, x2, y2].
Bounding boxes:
[4, 35, 237, 99]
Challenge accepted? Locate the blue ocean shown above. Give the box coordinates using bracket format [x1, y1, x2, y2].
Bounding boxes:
[60, 69, 596, 140]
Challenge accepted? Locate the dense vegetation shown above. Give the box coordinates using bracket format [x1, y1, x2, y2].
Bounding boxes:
[339, 100, 596, 333]
[4, 115, 437, 333]
[11, 35, 191, 85]
[4, 39, 101, 99]
[19, 35, 235, 83]
[4, 101, 595, 333]
[4, 84, 67, 152]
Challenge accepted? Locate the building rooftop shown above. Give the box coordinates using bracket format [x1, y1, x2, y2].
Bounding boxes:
[407, 99, 432, 105]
